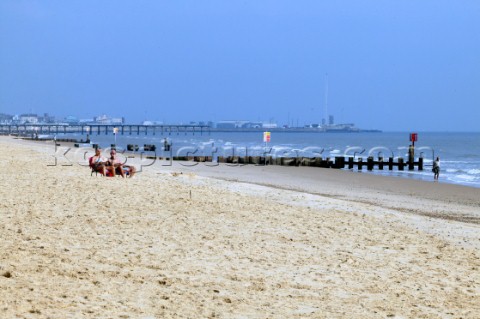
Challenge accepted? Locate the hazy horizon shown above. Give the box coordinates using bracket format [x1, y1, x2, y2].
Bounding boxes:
[1, 1, 479, 131]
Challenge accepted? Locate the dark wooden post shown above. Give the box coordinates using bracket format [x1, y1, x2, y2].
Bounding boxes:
[408, 152, 414, 170]
[348, 157, 354, 169]
[408, 145, 414, 170]
[388, 157, 394, 170]
[367, 156, 374, 171]
[378, 156, 384, 170]
[335, 156, 345, 169]
[358, 157, 363, 170]
[398, 157, 404, 171]
[418, 157, 423, 171]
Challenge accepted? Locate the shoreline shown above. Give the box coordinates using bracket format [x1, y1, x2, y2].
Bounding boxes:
[12, 135, 480, 190]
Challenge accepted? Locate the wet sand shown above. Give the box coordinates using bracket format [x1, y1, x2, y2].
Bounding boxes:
[1, 136, 479, 318]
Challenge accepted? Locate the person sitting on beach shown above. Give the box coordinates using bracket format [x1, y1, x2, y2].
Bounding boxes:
[109, 149, 136, 178]
[433, 157, 440, 181]
[90, 148, 109, 175]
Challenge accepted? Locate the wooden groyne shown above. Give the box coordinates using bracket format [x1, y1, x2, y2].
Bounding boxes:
[69, 143, 424, 172]
[68, 142, 424, 172]
[165, 155, 424, 171]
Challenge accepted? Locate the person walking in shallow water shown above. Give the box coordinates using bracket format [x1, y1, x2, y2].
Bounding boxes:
[433, 157, 440, 181]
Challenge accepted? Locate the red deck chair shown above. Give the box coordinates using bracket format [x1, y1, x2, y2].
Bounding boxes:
[89, 157, 114, 177]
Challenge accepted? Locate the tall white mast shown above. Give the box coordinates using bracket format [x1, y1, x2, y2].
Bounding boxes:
[324, 73, 328, 126]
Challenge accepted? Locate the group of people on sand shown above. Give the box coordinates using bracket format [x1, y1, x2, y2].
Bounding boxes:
[90, 148, 136, 178]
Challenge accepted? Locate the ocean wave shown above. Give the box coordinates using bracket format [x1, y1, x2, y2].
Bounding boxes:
[452, 174, 479, 182]
[441, 160, 480, 164]
[467, 169, 480, 175]
[444, 168, 480, 175]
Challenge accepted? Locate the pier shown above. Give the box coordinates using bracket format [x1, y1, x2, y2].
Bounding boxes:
[0, 124, 210, 136]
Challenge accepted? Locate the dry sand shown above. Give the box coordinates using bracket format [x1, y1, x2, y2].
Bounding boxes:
[1, 136, 479, 318]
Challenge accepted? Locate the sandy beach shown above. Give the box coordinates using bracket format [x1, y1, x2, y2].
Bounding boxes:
[1, 136, 479, 318]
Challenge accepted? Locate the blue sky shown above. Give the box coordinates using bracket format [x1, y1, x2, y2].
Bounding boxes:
[1, 1, 479, 131]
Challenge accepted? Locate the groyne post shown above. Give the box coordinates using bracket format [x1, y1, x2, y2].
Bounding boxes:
[367, 156, 374, 171]
[398, 157, 405, 171]
[334, 156, 345, 169]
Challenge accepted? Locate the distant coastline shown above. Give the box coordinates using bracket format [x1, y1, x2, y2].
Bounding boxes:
[208, 127, 382, 133]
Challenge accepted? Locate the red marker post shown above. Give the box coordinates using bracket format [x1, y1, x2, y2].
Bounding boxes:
[409, 133, 418, 147]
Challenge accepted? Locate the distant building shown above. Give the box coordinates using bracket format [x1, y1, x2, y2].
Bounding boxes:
[111, 117, 124, 125]
[19, 114, 39, 124]
[79, 118, 95, 124]
[64, 115, 79, 124]
[216, 120, 250, 129]
[93, 115, 125, 125]
[329, 115, 334, 125]
[215, 120, 278, 129]
[94, 114, 109, 124]
[0, 113, 13, 124]
[39, 113, 55, 123]
[262, 123, 278, 129]
[243, 122, 262, 129]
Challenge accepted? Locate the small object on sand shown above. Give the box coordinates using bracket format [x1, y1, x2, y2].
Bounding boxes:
[2, 271, 12, 278]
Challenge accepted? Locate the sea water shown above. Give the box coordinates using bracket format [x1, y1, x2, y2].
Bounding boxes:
[54, 131, 480, 188]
